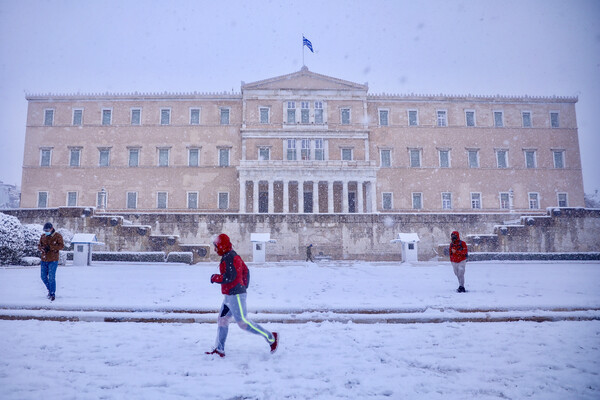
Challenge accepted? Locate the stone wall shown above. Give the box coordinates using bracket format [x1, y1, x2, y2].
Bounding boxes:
[3, 208, 599, 262]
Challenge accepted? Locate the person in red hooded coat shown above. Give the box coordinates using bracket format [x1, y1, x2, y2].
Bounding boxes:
[205, 233, 279, 357]
[449, 231, 468, 293]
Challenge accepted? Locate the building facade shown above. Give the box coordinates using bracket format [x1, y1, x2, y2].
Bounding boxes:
[21, 68, 584, 213]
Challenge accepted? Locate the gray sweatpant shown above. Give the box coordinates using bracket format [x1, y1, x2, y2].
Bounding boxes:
[451, 260, 466, 287]
[214, 293, 275, 352]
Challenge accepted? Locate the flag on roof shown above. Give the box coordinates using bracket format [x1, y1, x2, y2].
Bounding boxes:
[303, 36, 313, 53]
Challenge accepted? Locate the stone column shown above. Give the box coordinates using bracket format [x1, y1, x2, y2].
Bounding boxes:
[370, 180, 378, 213]
[268, 180, 274, 214]
[357, 181, 364, 214]
[253, 180, 259, 214]
[327, 181, 334, 213]
[283, 180, 289, 213]
[342, 180, 349, 213]
[295, 181, 301, 213]
[239, 180, 246, 213]
[313, 181, 319, 213]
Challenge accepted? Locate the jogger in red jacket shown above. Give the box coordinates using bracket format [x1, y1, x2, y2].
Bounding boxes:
[449, 231, 468, 293]
[206, 233, 279, 357]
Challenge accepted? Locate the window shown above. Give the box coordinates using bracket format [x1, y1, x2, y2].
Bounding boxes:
[522, 111, 532, 128]
[557, 193, 568, 207]
[314, 101, 323, 124]
[301, 139, 311, 160]
[341, 148, 353, 161]
[287, 139, 297, 160]
[40, 149, 52, 167]
[301, 102, 309, 124]
[468, 150, 479, 168]
[382, 193, 393, 210]
[188, 148, 199, 167]
[409, 149, 421, 167]
[126, 192, 137, 209]
[160, 109, 171, 125]
[315, 139, 324, 160]
[67, 191, 77, 207]
[190, 108, 200, 125]
[131, 108, 141, 125]
[102, 109, 112, 125]
[219, 148, 230, 167]
[525, 150, 536, 168]
[439, 150, 450, 168]
[220, 108, 230, 125]
[379, 110, 389, 126]
[471, 193, 481, 209]
[218, 192, 229, 210]
[496, 150, 508, 169]
[37, 192, 48, 208]
[287, 102, 296, 124]
[550, 112, 560, 128]
[465, 111, 475, 127]
[380, 149, 391, 167]
[73, 109, 83, 126]
[157, 192, 168, 209]
[408, 110, 418, 126]
[259, 107, 269, 124]
[412, 193, 423, 210]
[494, 111, 504, 127]
[187, 192, 198, 209]
[69, 148, 81, 167]
[341, 108, 350, 125]
[128, 148, 140, 167]
[499, 192, 510, 209]
[158, 148, 169, 167]
[437, 110, 447, 127]
[99, 148, 110, 167]
[259, 147, 270, 161]
[553, 150, 565, 169]
[44, 109, 54, 126]
[442, 192, 452, 209]
[529, 193, 539, 209]
[97, 190, 107, 209]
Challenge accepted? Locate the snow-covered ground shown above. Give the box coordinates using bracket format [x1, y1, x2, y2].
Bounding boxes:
[1, 260, 599, 399]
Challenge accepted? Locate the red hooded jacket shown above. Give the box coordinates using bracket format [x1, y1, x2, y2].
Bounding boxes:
[449, 231, 468, 263]
[211, 234, 250, 295]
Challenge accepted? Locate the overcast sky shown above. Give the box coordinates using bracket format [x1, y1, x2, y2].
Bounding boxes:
[1, 0, 599, 193]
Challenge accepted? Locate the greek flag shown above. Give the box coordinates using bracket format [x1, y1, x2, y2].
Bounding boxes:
[303, 36, 313, 53]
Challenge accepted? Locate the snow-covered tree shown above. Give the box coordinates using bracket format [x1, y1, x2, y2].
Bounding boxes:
[22, 223, 43, 257]
[0, 212, 25, 265]
[584, 190, 600, 208]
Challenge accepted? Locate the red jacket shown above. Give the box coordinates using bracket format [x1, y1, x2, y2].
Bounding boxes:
[449, 231, 468, 263]
[211, 250, 250, 295]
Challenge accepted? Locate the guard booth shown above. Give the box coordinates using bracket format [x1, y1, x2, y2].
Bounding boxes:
[250, 233, 276, 263]
[71, 233, 104, 266]
[390, 233, 420, 263]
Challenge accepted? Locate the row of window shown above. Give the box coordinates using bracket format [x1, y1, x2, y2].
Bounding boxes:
[36, 190, 230, 210]
[376, 109, 560, 128]
[40, 147, 231, 167]
[41, 106, 562, 128]
[37, 189, 568, 211]
[39, 144, 567, 170]
[379, 148, 567, 169]
[381, 191, 568, 211]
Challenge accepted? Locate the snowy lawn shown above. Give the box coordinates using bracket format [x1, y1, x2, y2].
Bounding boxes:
[1, 260, 599, 399]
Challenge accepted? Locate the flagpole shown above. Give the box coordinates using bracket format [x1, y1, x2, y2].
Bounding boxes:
[302, 34, 305, 67]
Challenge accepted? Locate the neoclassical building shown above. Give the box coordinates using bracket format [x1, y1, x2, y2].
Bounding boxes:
[21, 67, 584, 213]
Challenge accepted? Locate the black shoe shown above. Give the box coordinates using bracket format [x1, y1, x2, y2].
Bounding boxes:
[457, 286, 466, 293]
[50, 294, 55, 301]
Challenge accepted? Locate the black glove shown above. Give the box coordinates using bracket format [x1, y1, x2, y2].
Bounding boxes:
[44, 245, 51, 252]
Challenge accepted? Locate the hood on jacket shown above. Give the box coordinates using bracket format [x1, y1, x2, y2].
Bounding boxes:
[213, 233, 233, 256]
[451, 231, 460, 241]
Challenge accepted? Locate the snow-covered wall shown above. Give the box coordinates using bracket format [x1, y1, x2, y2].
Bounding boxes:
[3, 207, 599, 261]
